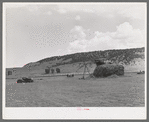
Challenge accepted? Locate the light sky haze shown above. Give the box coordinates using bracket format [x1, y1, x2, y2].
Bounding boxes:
[4, 3, 146, 68]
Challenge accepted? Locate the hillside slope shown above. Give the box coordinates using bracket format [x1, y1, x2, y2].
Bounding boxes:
[29, 47, 145, 66]
[6, 47, 145, 78]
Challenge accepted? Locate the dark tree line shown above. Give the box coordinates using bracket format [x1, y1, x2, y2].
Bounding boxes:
[45, 68, 60, 74]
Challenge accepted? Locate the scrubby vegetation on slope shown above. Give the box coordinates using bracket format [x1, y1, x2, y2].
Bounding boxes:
[24, 47, 145, 68]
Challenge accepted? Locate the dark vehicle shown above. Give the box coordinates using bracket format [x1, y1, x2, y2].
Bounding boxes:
[137, 71, 145, 74]
[67, 74, 74, 77]
[17, 77, 34, 83]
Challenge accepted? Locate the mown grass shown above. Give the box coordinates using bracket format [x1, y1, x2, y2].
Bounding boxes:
[6, 72, 145, 107]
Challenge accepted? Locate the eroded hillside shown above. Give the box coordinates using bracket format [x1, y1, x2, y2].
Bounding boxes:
[6, 47, 145, 78]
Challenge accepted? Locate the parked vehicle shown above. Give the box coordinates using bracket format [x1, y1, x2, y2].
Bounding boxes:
[137, 71, 145, 74]
[17, 77, 34, 83]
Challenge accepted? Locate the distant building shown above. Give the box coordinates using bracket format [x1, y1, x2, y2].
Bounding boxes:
[7, 71, 12, 75]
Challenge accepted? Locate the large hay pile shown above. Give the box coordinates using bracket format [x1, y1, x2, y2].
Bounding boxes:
[93, 64, 124, 77]
[95, 59, 105, 66]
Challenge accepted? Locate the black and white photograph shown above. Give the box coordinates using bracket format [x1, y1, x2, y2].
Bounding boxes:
[3, 2, 146, 119]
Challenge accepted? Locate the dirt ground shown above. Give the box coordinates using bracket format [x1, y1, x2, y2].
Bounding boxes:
[6, 72, 145, 107]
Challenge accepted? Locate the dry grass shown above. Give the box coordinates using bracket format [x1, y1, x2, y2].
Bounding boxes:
[6, 72, 145, 107]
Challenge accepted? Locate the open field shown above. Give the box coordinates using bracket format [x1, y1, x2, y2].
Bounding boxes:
[6, 72, 145, 107]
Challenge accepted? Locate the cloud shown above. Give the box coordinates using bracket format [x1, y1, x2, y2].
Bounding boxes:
[57, 3, 146, 20]
[117, 4, 146, 20]
[6, 3, 146, 20]
[26, 5, 39, 12]
[75, 15, 81, 20]
[68, 40, 87, 53]
[68, 22, 145, 54]
[82, 8, 95, 13]
[3, 3, 27, 8]
[70, 26, 86, 39]
[57, 8, 67, 14]
[46, 11, 52, 15]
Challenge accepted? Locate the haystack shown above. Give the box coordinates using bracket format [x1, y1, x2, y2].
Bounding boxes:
[94, 59, 105, 66]
[93, 64, 124, 77]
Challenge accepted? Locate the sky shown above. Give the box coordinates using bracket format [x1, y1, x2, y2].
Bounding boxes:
[4, 3, 146, 68]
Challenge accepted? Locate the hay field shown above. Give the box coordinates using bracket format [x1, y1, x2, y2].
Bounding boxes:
[6, 72, 145, 107]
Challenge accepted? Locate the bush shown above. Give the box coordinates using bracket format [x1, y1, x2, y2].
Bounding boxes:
[45, 69, 50, 74]
[56, 68, 60, 73]
[51, 69, 54, 74]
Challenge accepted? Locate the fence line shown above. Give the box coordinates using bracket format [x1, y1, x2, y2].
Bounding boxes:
[32, 72, 86, 78]
[6, 72, 88, 79]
